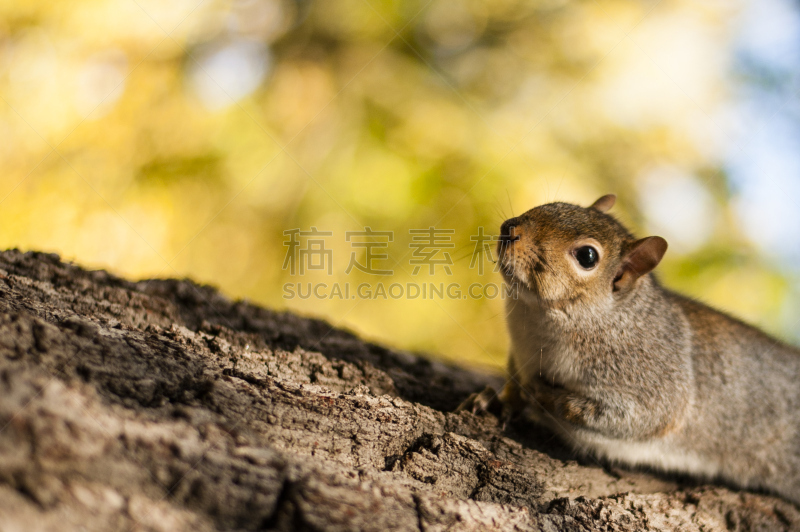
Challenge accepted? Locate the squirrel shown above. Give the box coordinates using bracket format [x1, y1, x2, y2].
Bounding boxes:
[459, 194, 800, 504]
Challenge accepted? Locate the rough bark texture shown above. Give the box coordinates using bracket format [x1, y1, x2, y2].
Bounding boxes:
[0, 249, 797, 531]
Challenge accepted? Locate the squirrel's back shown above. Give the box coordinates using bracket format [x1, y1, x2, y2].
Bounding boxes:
[663, 290, 800, 495]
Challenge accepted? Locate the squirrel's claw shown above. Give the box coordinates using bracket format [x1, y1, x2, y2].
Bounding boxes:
[457, 383, 523, 431]
[456, 386, 503, 417]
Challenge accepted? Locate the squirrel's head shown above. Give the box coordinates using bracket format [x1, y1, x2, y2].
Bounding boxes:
[498, 195, 668, 306]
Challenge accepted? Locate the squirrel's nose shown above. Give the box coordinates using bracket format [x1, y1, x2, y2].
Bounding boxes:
[500, 217, 522, 242]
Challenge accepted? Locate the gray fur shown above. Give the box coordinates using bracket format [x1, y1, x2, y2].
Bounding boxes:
[500, 198, 800, 504]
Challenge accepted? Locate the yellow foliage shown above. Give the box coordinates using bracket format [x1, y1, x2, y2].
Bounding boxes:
[0, 0, 795, 370]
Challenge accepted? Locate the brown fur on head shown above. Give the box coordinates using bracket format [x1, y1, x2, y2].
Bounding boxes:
[498, 195, 668, 304]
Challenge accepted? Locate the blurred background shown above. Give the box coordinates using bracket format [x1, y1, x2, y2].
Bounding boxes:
[1, 0, 799, 371]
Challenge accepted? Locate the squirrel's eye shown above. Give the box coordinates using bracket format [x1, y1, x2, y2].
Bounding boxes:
[574, 246, 598, 269]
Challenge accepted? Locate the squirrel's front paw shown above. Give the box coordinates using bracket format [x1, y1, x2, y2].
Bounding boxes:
[534, 382, 599, 427]
[456, 383, 522, 430]
[556, 394, 601, 427]
[456, 386, 502, 416]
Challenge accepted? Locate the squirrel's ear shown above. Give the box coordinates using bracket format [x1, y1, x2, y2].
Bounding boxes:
[590, 194, 616, 213]
[613, 236, 668, 292]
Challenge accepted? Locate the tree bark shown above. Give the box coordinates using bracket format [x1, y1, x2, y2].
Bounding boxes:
[0, 249, 796, 531]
